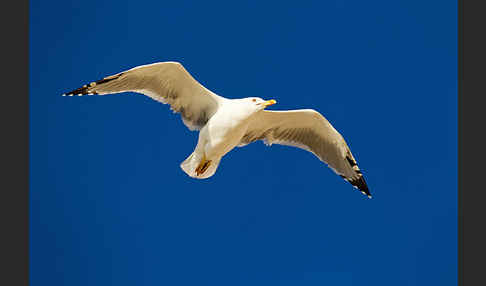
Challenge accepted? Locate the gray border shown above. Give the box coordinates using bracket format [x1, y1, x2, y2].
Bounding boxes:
[0, 1, 29, 285]
[460, 0, 486, 284]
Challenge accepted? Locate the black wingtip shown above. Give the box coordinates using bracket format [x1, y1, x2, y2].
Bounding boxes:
[62, 73, 123, 96]
[352, 175, 372, 198]
[340, 173, 372, 198]
[343, 154, 371, 198]
[63, 84, 95, 96]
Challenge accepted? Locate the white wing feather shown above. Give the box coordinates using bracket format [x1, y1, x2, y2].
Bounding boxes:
[240, 109, 371, 197]
[63, 61, 225, 131]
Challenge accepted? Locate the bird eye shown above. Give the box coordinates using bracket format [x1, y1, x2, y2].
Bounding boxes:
[252, 99, 257, 102]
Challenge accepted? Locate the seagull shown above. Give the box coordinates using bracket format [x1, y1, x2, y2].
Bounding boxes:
[63, 61, 371, 198]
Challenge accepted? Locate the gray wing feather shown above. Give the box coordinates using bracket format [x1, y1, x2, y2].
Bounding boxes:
[241, 109, 371, 197]
[63, 61, 224, 131]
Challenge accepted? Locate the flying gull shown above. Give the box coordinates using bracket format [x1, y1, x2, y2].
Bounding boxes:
[63, 61, 371, 198]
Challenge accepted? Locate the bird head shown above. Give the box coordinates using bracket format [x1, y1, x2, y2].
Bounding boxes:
[245, 97, 277, 111]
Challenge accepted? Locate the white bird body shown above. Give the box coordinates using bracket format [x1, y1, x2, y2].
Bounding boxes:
[182, 98, 267, 179]
[63, 61, 372, 198]
[203, 99, 256, 157]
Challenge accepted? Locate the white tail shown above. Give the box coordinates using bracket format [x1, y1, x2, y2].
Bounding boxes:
[180, 152, 221, 179]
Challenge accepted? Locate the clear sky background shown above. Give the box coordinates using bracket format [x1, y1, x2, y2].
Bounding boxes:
[30, 1, 457, 285]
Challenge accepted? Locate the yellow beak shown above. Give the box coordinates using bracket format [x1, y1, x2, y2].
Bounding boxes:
[261, 99, 277, 107]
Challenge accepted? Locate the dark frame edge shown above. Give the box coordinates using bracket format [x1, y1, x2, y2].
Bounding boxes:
[1, 0, 30, 285]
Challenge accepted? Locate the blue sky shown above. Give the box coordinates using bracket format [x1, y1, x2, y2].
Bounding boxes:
[30, 1, 457, 285]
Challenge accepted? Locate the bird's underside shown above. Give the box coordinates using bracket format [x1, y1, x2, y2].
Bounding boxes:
[63, 61, 372, 198]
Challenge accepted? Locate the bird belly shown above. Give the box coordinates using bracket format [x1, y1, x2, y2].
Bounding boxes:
[202, 118, 249, 159]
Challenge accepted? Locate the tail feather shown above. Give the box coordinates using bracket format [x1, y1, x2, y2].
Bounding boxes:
[180, 152, 221, 179]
